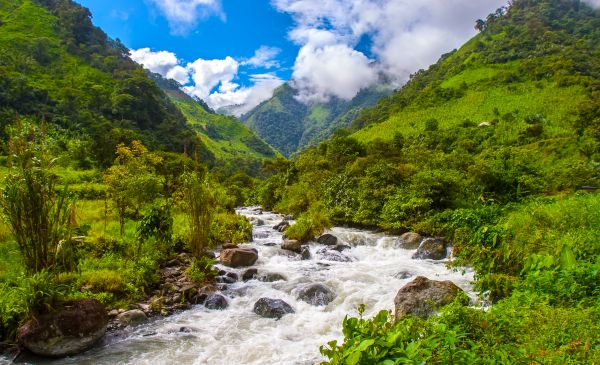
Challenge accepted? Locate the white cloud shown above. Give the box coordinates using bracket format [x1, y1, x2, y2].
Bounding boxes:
[272, 0, 507, 102]
[241, 46, 281, 69]
[147, 0, 224, 35]
[130, 47, 283, 116]
[292, 44, 377, 102]
[583, 0, 600, 8]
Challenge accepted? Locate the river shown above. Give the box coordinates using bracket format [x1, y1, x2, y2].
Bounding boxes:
[16, 207, 474, 365]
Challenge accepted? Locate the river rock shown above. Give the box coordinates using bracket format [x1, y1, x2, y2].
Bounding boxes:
[17, 299, 108, 357]
[412, 238, 447, 260]
[205, 294, 228, 310]
[222, 243, 239, 249]
[331, 244, 351, 252]
[316, 234, 338, 246]
[117, 309, 147, 326]
[317, 248, 353, 262]
[253, 298, 295, 319]
[394, 271, 413, 279]
[242, 268, 258, 281]
[282, 239, 302, 253]
[297, 283, 336, 306]
[301, 247, 311, 260]
[220, 247, 258, 267]
[273, 220, 290, 232]
[250, 217, 265, 226]
[394, 276, 464, 320]
[398, 232, 422, 249]
[258, 272, 287, 282]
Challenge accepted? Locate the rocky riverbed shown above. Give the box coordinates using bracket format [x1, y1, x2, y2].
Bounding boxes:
[5, 207, 475, 365]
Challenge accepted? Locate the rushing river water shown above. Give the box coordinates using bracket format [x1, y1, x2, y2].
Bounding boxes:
[14, 207, 475, 365]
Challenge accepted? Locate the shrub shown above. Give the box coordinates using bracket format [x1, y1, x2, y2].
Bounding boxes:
[185, 257, 217, 283]
[210, 212, 252, 244]
[80, 270, 124, 294]
[285, 203, 331, 242]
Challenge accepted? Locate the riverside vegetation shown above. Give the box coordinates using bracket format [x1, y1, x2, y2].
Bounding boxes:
[0, 0, 599, 363]
[256, 0, 600, 363]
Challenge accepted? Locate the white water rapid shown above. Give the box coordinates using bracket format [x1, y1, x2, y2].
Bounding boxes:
[18, 207, 475, 365]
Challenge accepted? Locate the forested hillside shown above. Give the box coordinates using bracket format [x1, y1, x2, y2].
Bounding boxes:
[258, 0, 600, 362]
[154, 75, 279, 175]
[242, 82, 392, 157]
[0, 0, 277, 171]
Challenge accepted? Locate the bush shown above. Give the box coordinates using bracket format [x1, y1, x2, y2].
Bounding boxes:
[185, 257, 217, 283]
[285, 203, 331, 242]
[210, 212, 252, 244]
[80, 270, 124, 294]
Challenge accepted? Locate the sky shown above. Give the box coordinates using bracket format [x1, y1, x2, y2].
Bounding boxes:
[75, 0, 518, 115]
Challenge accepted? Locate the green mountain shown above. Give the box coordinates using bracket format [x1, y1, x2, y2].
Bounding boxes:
[241, 82, 392, 157]
[153, 75, 279, 174]
[0, 0, 277, 173]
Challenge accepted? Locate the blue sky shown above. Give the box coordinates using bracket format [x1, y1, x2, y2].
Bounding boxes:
[75, 0, 509, 115]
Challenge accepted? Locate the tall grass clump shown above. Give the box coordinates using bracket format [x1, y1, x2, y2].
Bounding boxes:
[182, 170, 214, 258]
[0, 119, 73, 274]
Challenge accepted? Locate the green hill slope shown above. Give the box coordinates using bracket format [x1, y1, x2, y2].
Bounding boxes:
[0, 0, 197, 166]
[0, 0, 277, 174]
[241, 82, 392, 157]
[154, 76, 279, 174]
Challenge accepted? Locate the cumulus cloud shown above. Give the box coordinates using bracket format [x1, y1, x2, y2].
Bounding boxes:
[292, 44, 377, 102]
[147, 0, 224, 35]
[241, 46, 281, 69]
[130, 47, 283, 116]
[272, 0, 507, 102]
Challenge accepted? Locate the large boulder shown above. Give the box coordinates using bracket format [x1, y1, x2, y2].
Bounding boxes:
[117, 309, 147, 326]
[253, 298, 295, 319]
[297, 283, 336, 306]
[282, 239, 302, 253]
[412, 238, 447, 260]
[398, 232, 422, 249]
[220, 247, 258, 267]
[205, 294, 228, 310]
[394, 276, 464, 320]
[17, 299, 108, 357]
[316, 234, 338, 246]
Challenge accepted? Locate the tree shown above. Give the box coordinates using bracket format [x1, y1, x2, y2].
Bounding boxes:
[0, 119, 72, 273]
[103, 141, 163, 236]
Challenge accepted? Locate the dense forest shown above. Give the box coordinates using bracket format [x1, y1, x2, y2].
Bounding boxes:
[257, 0, 600, 362]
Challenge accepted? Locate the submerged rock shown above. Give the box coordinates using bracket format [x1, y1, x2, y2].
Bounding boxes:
[397, 232, 422, 249]
[282, 239, 302, 253]
[297, 283, 336, 306]
[220, 247, 258, 267]
[394, 276, 464, 320]
[316, 234, 338, 246]
[317, 248, 353, 262]
[242, 268, 258, 281]
[17, 299, 108, 357]
[331, 244, 351, 252]
[301, 247, 311, 260]
[258, 272, 287, 282]
[273, 220, 290, 232]
[253, 298, 295, 319]
[412, 238, 447, 260]
[393, 271, 413, 279]
[205, 294, 229, 310]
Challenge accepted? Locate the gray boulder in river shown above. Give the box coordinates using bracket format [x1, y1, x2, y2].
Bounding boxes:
[253, 298, 295, 319]
[220, 247, 258, 267]
[398, 232, 422, 249]
[394, 276, 464, 320]
[297, 283, 336, 306]
[412, 237, 447, 260]
[117, 309, 147, 326]
[17, 299, 108, 357]
[316, 234, 338, 246]
[205, 294, 229, 310]
[282, 239, 302, 253]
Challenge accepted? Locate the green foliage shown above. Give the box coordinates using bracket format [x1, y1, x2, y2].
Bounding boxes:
[0, 120, 74, 273]
[210, 212, 252, 244]
[182, 170, 214, 257]
[185, 256, 217, 283]
[137, 204, 173, 254]
[285, 203, 331, 242]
